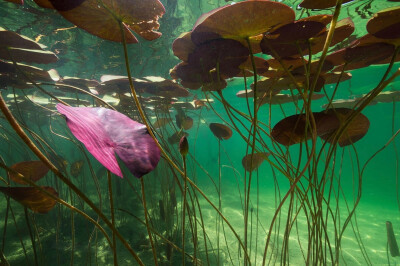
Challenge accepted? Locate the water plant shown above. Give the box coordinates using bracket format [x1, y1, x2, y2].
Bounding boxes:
[0, 0, 400, 265]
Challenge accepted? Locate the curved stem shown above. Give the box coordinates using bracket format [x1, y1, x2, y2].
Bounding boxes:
[0, 92, 144, 265]
[118, 21, 250, 263]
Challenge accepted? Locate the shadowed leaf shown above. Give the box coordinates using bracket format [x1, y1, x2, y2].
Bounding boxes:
[367, 7, 400, 40]
[242, 152, 270, 172]
[209, 123, 232, 140]
[48, 0, 165, 43]
[191, 0, 295, 44]
[10, 161, 49, 185]
[0, 186, 58, 214]
[319, 108, 370, 147]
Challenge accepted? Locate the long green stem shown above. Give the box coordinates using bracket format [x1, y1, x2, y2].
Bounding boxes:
[182, 155, 187, 266]
[108, 171, 118, 266]
[140, 178, 158, 265]
[118, 21, 250, 264]
[0, 92, 144, 265]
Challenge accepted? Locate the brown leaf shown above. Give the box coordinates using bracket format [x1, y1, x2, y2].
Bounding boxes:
[0, 186, 58, 214]
[10, 161, 49, 185]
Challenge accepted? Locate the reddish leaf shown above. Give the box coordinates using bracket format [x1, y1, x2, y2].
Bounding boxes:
[0, 48, 58, 64]
[0, 27, 44, 50]
[367, 7, 400, 40]
[49, 0, 165, 43]
[0, 186, 58, 214]
[172, 32, 196, 62]
[10, 161, 49, 185]
[209, 123, 232, 140]
[242, 152, 270, 172]
[319, 108, 370, 147]
[271, 112, 339, 146]
[299, 0, 354, 9]
[192, 1, 295, 43]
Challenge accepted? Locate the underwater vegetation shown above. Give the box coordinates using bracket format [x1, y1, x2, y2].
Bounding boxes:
[0, 0, 400, 265]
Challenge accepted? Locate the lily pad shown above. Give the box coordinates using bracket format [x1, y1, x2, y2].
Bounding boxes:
[319, 108, 370, 147]
[187, 38, 249, 78]
[191, 0, 295, 42]
[242, 152, 270, 172]
[49, 0, 165, 43]
[299, 0, 354, 9]
[10, 161, 49, 185]
[0, 27, 45, 50]
[209, 123, 232, 140]
[0, 48, 58, 64]
[367, 7, 400, 40]
[0, 186, 58, 214]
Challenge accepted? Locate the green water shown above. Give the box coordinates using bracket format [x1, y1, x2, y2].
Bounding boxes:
[1, 0, 400, 265]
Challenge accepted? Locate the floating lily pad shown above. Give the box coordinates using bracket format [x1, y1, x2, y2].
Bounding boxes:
[308, 17, 355, 55]
[327, 41, 395, 71]
[187, 38, 249, 78]
[0, 47, 58, 64]
[299, 0, 354, 9]
[170, 62, 227, 91]
[271, 112, 339, 146]
[323, 72, 352, 84]
[0, 27, 45, 50]
[271, 114, 311, 146]
[374, 90, 400, 103]
[367, 7, 400, 40]
[49, 0, 165, 43]
[192, 1, 295, 42]
[0, 186, 58, 214]
[261, 19, 327, 58]
[238, 56, 269, 76]
[0, 60, 60, 83]
[10, 161, 49, 185]
[137, 76, 190, 98]
[209, 123, 232, 140]
[319, 108, 370, 147]
[57, 104, 161, 178]
[172, 32, 196, 62]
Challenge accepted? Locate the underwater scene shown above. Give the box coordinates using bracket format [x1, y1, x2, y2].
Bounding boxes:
[1, 0, 400, 265]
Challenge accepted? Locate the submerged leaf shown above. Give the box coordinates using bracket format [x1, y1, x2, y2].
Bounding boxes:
[209, 123, 232, 140]
[70, 160, 84, 178]
[319, 108, 370, 147]
[0, 186, 58, 214]
[56, 104, 161, 178]
[242, 152, 270, 172]
[10, 161, 49, 185]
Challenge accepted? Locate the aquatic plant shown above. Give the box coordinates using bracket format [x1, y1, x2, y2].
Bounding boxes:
[0, 0, 400, 265]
